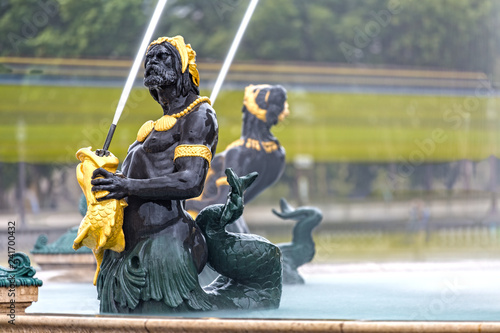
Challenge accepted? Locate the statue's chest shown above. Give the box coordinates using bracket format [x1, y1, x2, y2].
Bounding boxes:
[122, 129, 179, 179]
[142, 129, 180, 153]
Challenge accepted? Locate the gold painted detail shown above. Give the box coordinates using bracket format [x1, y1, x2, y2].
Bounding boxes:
[154, 115, 177, 132]
[224, 138, 279, 153]
[246, 138, 261, 151]
[137, 120, 155, 143]
[174, 144, 212, 167]
[187, 210, 198, 220]
[265, 90, 271, 103]
[278, 101, 290, 123]
[73, 147, 127, 286]
[215, 177, 229, 187]
[262, 141, 279, 153]
[225, 139, 245, 150]
[147, 35, 200, 86]
[243, 84, 271, 122]
[136, 96, 211, 142]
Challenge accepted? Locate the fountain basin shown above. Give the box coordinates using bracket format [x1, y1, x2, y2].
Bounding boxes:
[26, 261, 500, 321]
[2, 315, 500, 333]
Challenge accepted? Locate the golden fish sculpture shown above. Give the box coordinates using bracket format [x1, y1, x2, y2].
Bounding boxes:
[73, 147, 127, 285]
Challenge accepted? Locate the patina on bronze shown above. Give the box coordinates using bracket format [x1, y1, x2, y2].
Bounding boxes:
[76, 36, 282, 313]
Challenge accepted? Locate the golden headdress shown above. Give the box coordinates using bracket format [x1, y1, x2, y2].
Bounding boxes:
[243, 84, 272, 122]
[147, 35, 200, 86]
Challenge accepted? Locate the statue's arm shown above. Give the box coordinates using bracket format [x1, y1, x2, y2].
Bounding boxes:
[122, 157, 210, 200]
[185, 147, 247, 211]
[92, 105, 218, 201]
[185, 177, 230, 211]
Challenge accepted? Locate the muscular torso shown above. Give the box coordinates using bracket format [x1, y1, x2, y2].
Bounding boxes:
[120, 104, 218, 252]
[122, 125, 179, 179]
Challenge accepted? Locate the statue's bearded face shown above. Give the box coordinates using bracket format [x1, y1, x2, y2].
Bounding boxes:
[144, 44, 177, 90]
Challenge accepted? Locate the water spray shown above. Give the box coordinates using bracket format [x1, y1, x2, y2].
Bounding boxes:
[102, 0, 259, 149]
[209, 0, 259, 105]
[102, 0, 168, 151]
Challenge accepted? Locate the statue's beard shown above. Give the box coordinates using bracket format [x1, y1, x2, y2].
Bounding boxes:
[144, 64, 177, 89]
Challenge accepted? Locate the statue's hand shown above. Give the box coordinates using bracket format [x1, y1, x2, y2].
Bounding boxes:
[91, 168, 128, 201]
[95, 149, 111, 157]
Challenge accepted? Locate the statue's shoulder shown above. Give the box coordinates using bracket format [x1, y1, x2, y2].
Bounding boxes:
[197, 102, 217, 118]
[180, 101, 218, 143]
[185, 101, 217, 127]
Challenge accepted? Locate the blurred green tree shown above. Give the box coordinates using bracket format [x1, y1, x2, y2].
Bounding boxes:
[0, 0, 498, 72]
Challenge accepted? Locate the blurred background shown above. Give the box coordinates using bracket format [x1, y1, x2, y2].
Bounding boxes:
[1, 0, 500, 264]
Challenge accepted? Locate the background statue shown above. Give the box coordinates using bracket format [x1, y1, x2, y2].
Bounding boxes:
[185, 84, 321, 284]
[186, 84, 289, 233]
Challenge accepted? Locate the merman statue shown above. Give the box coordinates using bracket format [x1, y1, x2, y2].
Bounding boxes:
[74, 36, 282, 313]
[186, 84, 289, 233]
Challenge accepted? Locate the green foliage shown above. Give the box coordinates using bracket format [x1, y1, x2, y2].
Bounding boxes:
[0, 0, 498, 72]
[0, 0, 151, 58]
[377, 0, 499, 73]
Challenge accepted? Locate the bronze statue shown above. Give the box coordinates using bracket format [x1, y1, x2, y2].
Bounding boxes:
[76, 36, 282, 313]
[186, 84, 289, 233]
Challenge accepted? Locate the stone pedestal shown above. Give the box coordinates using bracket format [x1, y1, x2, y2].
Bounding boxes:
[0, 285, 39, 314]
[0, 253, 42, 316]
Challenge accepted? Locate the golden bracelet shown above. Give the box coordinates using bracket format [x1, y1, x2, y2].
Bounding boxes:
[174, 144, 212, 167]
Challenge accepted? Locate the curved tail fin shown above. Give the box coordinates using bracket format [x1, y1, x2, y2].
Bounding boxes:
[225, 168, 258, 197]
[219, 169, 258, 227]
[274, 198, 323, 284]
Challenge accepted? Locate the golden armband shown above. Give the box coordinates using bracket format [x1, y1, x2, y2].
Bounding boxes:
[174, 144, 212, 167]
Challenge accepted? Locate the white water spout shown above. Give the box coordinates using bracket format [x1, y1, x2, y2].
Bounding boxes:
[112, 0, 168, 126]
[102, 0, 167, 150]
[209, 0, 259, 106]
